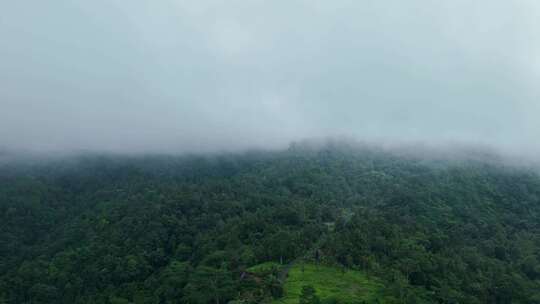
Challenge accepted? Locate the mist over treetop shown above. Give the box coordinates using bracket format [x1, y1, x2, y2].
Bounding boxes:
[1, 1, 540, 155]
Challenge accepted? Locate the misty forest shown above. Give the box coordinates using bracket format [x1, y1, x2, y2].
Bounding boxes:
[2, 143, 540, 303]
[3, 1, 540, 304]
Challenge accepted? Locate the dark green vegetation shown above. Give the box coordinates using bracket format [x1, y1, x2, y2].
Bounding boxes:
[2, 143, 540, 303]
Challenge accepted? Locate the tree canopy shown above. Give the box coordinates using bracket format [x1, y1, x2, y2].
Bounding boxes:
[2, 144, 540, 303]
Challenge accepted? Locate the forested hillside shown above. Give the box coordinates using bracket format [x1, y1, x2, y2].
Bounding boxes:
[2, 143, 540, 303]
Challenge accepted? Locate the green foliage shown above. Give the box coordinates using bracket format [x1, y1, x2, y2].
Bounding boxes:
[246, 261, 282, 275]
[183, 266, 234, 304]
[2, 144, 540, 303]
[299, 285, 320, 304]
[274, 264, 383, 304]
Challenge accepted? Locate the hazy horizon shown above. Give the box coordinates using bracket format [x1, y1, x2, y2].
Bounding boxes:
[2, 1, 540, 157]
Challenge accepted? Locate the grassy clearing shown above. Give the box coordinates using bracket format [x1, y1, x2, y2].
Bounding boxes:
[272, 263, 384, 304]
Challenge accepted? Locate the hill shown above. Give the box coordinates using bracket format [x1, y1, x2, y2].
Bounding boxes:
[1, 143, 540, 303]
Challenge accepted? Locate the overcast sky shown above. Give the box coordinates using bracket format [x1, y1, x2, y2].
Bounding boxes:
[1, 1, 540, 155]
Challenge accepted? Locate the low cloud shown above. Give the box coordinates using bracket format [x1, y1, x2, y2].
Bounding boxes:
[1, 1, 540, 156]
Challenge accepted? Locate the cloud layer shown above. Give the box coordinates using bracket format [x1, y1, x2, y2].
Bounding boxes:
[1, 1, 540, 155]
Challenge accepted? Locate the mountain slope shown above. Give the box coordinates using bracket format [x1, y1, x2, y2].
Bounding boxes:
[1, 144, 540, 303]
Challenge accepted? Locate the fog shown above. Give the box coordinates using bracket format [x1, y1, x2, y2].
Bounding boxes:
[1, 1, 540, 156]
